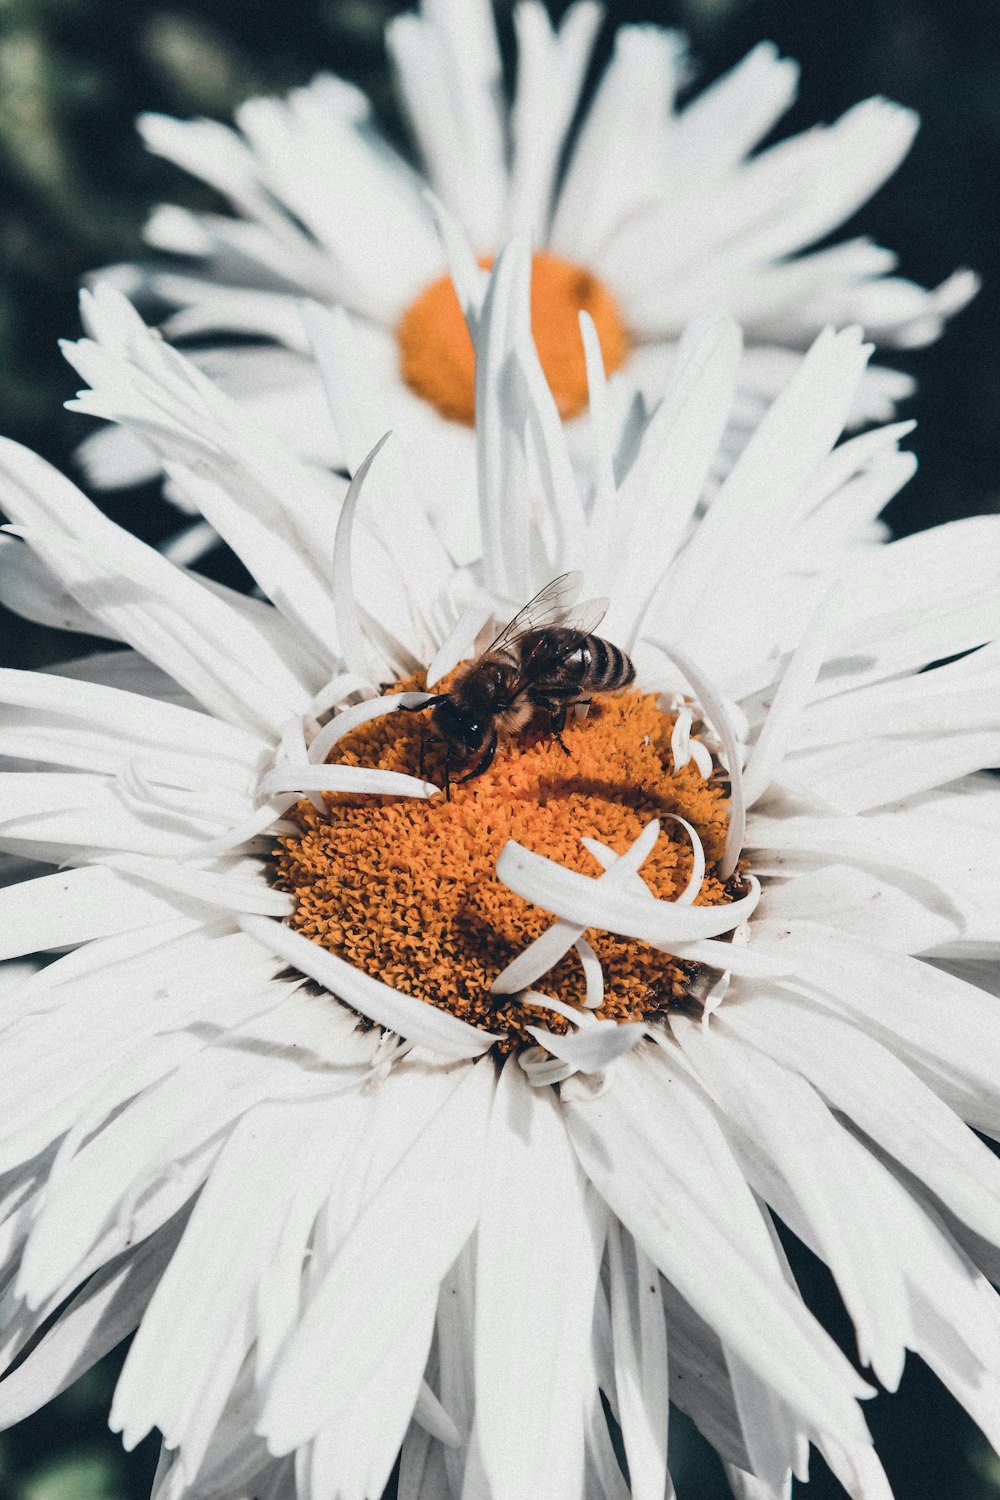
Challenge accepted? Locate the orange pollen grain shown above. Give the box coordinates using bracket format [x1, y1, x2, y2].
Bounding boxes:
[397, 251, 630, 425]
[273, 687, 739, 1050]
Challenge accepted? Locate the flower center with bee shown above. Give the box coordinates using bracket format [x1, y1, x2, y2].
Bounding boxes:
[397, 251, 629, 423]
[274, 584, 740, 1051]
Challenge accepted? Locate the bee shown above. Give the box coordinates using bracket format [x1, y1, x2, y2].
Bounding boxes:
[402, 572, 635, 796]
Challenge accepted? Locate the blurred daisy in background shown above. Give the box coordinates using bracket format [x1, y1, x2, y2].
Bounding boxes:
[1, 245, 999, 1500]
[79, 0, 978, 565]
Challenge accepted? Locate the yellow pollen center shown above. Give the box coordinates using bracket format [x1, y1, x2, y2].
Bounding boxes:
[397, 252, 630, 424]
[274, 687, 738, 1050]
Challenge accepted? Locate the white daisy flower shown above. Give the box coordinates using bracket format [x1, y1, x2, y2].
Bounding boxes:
[2, 250, 1000, 1500]
[80, 0, 977, 568]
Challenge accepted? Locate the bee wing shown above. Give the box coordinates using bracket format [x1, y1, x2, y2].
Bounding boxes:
[502, 592, 612, 697]
[485, 572, 601, 655]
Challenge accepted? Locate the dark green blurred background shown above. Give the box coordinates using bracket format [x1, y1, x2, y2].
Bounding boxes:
[0, 1, 998, 1496]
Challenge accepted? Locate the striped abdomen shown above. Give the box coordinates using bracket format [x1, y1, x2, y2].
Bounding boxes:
[523, 628, 636, 701]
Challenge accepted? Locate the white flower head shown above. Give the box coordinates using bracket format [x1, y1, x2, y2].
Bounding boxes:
[1, 252, 1000, 1500]
[81, 0, 977, 567]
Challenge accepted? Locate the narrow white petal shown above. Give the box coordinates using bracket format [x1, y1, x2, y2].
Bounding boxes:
[526, 1018, 646, 1071]
[0, 865, 193, 961]
[649, 646, 746, 877]
[111, 1093, 366, 1467]
[258, 763, 439, 799]
[240, 916, 501, 1059]
[96, 853, 293, 917]
[607, 1221, 670, 1500]
[386, 0, 506, 248]
[331, 429, 393, 682]
[473, 1059, 602, 1499]
[742, 585, 842, 807]
[721, 988, 1000, 1247]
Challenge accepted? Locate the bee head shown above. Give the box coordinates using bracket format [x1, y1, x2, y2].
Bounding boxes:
[431, 697, 488, 753]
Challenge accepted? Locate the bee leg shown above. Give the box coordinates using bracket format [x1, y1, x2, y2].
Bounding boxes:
[546, 703, 572, 756]
[456, 731, 498, 784]
[417, 732, 450, 788]
[397, 693, 447, 714]
[444, 746, 452, 803]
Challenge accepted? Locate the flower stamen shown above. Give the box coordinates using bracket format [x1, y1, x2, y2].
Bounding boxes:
[274, 685, 742, 1048]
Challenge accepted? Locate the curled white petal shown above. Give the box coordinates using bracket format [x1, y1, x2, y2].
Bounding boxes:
[518, 1046, 576, 1087]
[181, 796, 299, 861]
[239, 915, 501, 1059]
[581, 817, 706, 907]
[426, 604, 492, 688]
[333, 431, 391, 681]
[522, 989, 599, 1028]
[413, 1380, 461, 1448]
[280, 714, 323, 814]
[689, 739, 714, 778]
[491, 819, 661, 995]
[307, 673, 376, 720]
[575, 937, 604, 1009]
[258, 763, 439, 799]
[653, 644, 746, 879]
[701, 972, 731, 1028]
[307, 691, 433, 765]
[670, 707, 694, 769]
[497, 840, 760, 943]
[525, 1020, 646, 1072]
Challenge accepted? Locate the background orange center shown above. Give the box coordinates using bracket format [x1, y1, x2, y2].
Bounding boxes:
[397, 252, 630, 424]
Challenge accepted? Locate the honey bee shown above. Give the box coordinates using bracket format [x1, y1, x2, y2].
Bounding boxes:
[402, 572, 635, 796]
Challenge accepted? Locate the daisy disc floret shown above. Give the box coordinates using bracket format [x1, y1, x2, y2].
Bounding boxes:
[2, 252, 1000, 1500]
[82, 0, 977, 569]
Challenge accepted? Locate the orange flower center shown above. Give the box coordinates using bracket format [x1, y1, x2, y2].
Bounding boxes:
[397, 252, 629, 425]
[274, 686, 737, 1049]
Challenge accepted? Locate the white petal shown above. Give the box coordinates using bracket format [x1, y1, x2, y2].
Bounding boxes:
[504, 2, 603, 239]
[473, 1059, 602, 1499]
[652, 329, 871, 664]
[0, 865, 195, 962]
[741, 585, 842, 807]
[492, 818, 660, 995]
[17, 989, 365, 1305]
[95, 853, 293, 917]
[386, 0, 506, 249]
[525, 1016, 646, 1072]
[306, 690, 433, 766]
[607, 1221, 670, 1500]
[303, 304, 455, 628]
[258, 762, 439, 799]
[0, 1216, 185, 1429]
[720, 986, 1000, 1247]
[563, 1046, 873, 1446]
[673, 1014, 909, 1388]
[496, 840, 759, 942]
[260, 1058, 494, 1451]
[240, 916, 501, 1059]
[111, 1092, 366, 1466]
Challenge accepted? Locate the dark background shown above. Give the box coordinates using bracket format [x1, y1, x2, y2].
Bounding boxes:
[0, 1, 997, 1495]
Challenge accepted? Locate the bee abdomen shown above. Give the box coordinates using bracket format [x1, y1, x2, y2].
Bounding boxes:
[537, 635, 635, 697]
[580, 635, 635, 692]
